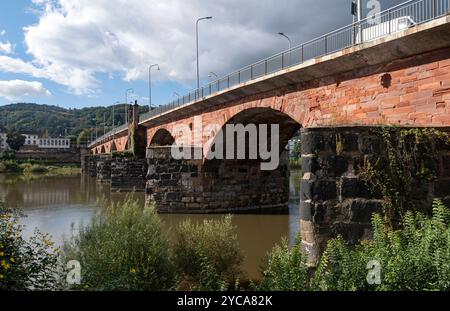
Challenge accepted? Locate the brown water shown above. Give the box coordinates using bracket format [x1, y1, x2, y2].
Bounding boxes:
[0, 170, 301, 280]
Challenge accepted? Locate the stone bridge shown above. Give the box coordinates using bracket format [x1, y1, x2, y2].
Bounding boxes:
[86, 11, 450, 263]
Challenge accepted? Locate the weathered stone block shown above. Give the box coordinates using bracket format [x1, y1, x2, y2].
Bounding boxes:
[341, 178, 372, 199]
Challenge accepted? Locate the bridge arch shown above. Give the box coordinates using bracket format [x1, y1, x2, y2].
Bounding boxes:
[200, 107, 301, 213]
[203, 107, 301, 168]
[149, 128, 175, 146]
[111, 141, 117, 152]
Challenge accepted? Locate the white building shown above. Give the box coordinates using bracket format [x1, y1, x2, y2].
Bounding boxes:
[22, 133, 39, 146]
[0, 132, 8, 150]
[38, 138, 71, 149]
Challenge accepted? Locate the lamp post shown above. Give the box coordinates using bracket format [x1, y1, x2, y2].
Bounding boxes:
[173, 92, 180, 105]
[208, 71, 218, 80]
[149, 64, 160, 111]
[278, 32, 292, 66]
[196, 16, 213, 97]
[278, 32, 292, 50]
[125, 88, 133, 124]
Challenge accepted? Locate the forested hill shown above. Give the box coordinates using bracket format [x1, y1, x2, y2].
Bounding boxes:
[0, 103, 149, 139]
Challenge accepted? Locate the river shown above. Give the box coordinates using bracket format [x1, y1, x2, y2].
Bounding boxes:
[0, 169, 302, 280]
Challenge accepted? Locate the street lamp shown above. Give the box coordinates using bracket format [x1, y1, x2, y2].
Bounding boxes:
[278, 32, 292, 66]
[208, 71, 218, 79]
[196, 16, 213, 97]
[278, 32, 292, 49]
[173, 92, 180, 105]
[125, 88, 134, 123]
[149, 64, 160, 111]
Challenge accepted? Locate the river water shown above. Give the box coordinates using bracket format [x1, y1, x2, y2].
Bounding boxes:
[0, 169, 301, 280]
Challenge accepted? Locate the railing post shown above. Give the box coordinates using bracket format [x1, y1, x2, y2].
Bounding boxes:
[432, 0, 436, 17]
[265, 60, 268, 74]
[238, 70, 241, 84]
[301, 45, 304, 62]
[228, 76, 230, 88]
[281, 53, 284, 69]
[251, 66, 253, 79]
[388, 8, 391, 34]
[324, 35, 328, 54]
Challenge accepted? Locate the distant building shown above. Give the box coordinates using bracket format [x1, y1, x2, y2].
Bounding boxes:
[22, 132, 40, 146]
[38, 137, 71, 149]
[0, 131, 8, 150]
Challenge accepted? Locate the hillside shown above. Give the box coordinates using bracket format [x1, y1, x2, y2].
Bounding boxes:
[0, 103, 149, 140]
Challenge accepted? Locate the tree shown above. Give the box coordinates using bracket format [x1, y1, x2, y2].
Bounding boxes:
[77, 128, 93, 145]
[6, 131, 25, 151]
[291, 139, 301, 160]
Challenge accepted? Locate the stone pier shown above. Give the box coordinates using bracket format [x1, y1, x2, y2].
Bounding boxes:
[299, 126, 450, 264]
[145, 146, 290, 213]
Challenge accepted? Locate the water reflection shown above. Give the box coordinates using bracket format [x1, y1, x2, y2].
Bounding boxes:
[0, 169, 302, 279]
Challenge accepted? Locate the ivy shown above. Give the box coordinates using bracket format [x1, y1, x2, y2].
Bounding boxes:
[361, 127, 450, 228]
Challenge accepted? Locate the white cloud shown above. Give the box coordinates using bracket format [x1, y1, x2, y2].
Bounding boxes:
[0, 41, 13, 54]
[2, 0, 402, 96]
[0, 55, 98, 95]
[0, 30, 5, 36]
[0, 80, 51, 100]
[22, 0, 356, 95]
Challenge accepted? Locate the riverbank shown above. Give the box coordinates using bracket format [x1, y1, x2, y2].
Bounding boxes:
[0, 160, 80, 180]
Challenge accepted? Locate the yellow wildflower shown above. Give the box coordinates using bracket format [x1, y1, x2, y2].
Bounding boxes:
[0, 274, 4, 279]
[0, 252, 4, 257]
[130, 267, 137, 274]
[1, 260, 10, 270]
[10, 258, 14, 263]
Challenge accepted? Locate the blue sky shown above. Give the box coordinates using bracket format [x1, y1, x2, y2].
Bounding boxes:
[0, 0, 402, 109]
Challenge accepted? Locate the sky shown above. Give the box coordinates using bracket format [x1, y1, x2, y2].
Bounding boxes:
[0, 0, 404, 109]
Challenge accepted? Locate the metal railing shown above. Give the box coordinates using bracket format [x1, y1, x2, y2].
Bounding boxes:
[89, 0, 450, 147]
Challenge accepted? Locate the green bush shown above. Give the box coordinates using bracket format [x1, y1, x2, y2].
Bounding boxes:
[173, 215, 243, 290]
[1, 160, 22, 173]
[1, 150, 16, 160]
[112, 151, 134, 158]
[20, 163, 48, 174]
[312, 199, 450, 291]
[0, 205, 59, 290]
[61, 198, 176, 290]
[258, 237, 309, 291]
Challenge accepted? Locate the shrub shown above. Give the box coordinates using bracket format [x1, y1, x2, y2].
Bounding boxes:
[1, 150, 16, 160]
[173, 215, 243, 290]
[1, 160, 22, 173]
[20, 163, 48, 174]
[312, 199, 450, 291]
[0, 205, 59, 290]
[258, 237, 309, 291]
[61, 197, 176, 290]
[112, 151, 134, 158]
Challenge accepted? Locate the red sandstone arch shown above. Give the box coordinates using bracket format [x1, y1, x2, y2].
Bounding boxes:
[203, 107, 301, 164]
[111, 141, 117, 152]
[149, 128, 175, 146]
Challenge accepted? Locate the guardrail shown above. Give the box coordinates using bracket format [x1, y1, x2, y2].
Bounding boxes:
[89, 0, 450, 147]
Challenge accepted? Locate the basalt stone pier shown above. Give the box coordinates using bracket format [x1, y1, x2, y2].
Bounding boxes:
[300, 126, 450, 263]
[145, 146, 289, 213]
[82, 155, 147, 192]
